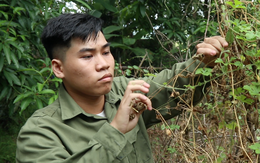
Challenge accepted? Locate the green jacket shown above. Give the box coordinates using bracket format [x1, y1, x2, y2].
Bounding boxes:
[16, 58, 206, 163]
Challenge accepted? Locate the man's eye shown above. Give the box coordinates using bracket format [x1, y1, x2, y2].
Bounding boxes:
[82, 55, 93, 59]
[103, 51, 110, 55]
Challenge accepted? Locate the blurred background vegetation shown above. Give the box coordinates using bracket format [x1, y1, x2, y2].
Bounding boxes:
[0, 0, 259, 162]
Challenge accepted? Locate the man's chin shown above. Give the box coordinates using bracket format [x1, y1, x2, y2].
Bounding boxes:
[103, 87, 112, 95]
[97, 85, 112, 95]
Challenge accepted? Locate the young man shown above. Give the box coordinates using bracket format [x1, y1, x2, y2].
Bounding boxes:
[16, 13, 228, 162]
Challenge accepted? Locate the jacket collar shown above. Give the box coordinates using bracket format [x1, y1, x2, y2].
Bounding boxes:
[58, 84, 121, 121]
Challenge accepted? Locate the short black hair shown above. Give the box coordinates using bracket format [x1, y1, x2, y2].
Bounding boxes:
[41, 13, 104, 60]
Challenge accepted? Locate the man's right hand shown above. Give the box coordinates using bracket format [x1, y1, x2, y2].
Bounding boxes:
[110, 80, 152, 134]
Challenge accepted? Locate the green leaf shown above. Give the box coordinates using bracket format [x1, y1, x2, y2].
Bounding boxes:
[226, 121, 237, 130]
[167, 147, 177, 154]
[95, 0, 117, 12]
[0, 54, 4, 72]
[0, 11, 9, 20]
[195, 68, 213, 76]
[89, 10, 102, 18]
[4, 70, 13, 86]
[215, 58, 224, 64]
[133, 65, 139, 70]
[19, 68, 40, 75]
[48, 95, 58, 105]
[104, 34, 120, 40]
[51, 77, 62, 83]
[245, 31, 256, 40]
[13, 92, 34, 103]
[161, 124, 166, 130]
[0, 20, 8, 26]
[0, 4, 9, 7]
[13, 94, 25, 104]
[169, 124, 180, 130]
[233, 87, 245, 95]
[243, 85, 260, 96]
[125, 69, 131, 76]
[39, 89, 56, 95]
[236, 94, 254, 104]
[73, 0, 92, 10]
[144, 73, 156, 77]
[139, 4, 146, 17]
[244, 98, 254, 104]
[19, 98, 33, 115]
[131, 47, 146, 56]
[123, 37, 136, 45]
[9, 41, 25, 53]
[226, 1, 235, 8]
[37, 83, 44, 92]
[226, 29, 234, 45]
[103, 25, 122, 34]
[3, 44, 11, 64]
[234, 61, 243, 67]
[0, 87, 9, 100]
[13, 7, 25, 15]
[143, 69, 149, 73]
[36, 98, 43, 109]
[249, 143, 260, 154]
[10, 53, 19, 68]
[10, 72, 21, 85]
[40, 67, 51, 74]
[110, 43, 129, 49]
[256, 31, 260, 39]
[6, 36, 17, 42]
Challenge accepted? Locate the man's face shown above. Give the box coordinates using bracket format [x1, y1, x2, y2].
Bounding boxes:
[57, 32, 115, 98]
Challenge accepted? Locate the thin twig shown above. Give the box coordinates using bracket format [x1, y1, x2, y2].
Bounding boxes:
[204, 0, 212, 38]
[228, 56, 253, 163]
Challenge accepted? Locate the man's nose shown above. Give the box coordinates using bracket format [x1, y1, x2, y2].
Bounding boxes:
[96, 54, 109, 71]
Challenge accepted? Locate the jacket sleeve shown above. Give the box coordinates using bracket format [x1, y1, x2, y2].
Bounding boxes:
[113, 58, 207, 128]
[143, 58, 208, 128]
[16, 116, 133, 163]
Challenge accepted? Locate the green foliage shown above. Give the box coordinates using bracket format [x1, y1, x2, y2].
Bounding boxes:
[0, 0, 259, 162]
[0, 0, 70, 123]
[195, 67, 213, 76]
[249, 142, 260, 154]
[148, 1, 260, 162]
[0, 129, 17, 162]
[0, 1, 76, 162]
[87, 0, 217, 68]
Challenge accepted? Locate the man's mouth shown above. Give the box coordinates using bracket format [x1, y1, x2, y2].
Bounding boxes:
[98, 73, 113, 82]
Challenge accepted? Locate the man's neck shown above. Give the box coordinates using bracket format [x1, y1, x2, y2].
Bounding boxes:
[75, 94, 105, 114]
[63, 85, 105, 114]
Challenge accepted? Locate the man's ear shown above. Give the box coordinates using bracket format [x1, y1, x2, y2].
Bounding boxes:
[52, 59, 65, 79]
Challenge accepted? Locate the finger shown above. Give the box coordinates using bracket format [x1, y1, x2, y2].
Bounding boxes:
[196, 44, 218, 56]
[124, 93, 152, 111]
[210, 36, 229, 47]
[131, 93, 151, 109]
[129, 96, 152, 121]
[128, 84, 150, 93]
[131, 97, 152, 110]
[136, 94, 152, 111]
[125, 82, 150, 95]
[203, 36, 228, 51]
[129, 80, 150, 89]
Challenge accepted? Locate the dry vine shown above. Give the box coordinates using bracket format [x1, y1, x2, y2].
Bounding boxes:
[146, 0, 260, 162]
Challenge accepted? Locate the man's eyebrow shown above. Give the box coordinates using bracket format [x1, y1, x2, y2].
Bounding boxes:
[79, 42, 111, 53]
[103, 42, 111, 48]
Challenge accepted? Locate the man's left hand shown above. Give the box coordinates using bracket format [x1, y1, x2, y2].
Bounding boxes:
[196, 36, 228, 67]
